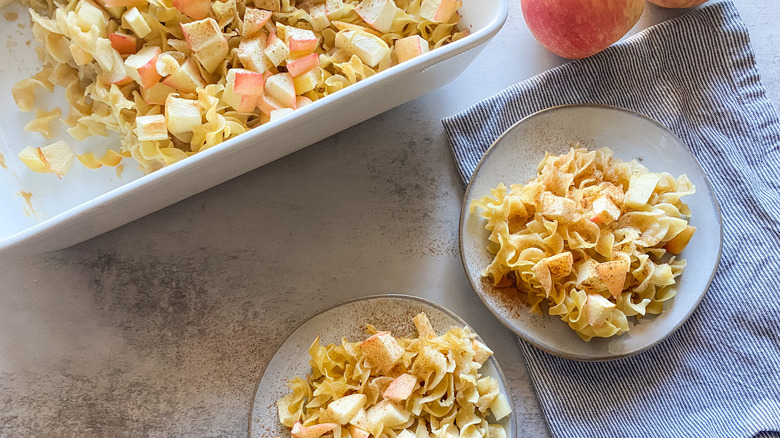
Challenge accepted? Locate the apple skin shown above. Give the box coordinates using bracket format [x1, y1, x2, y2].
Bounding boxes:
[647, 0, 709, 8]
[521, 0, 644, 59]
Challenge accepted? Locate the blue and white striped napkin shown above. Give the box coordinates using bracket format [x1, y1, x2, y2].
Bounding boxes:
[443, 2, 780, 437]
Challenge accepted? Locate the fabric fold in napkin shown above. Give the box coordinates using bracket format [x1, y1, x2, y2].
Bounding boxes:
[443, 2, 780, 437]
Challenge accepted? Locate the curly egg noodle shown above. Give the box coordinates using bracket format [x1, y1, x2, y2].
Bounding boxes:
[471, 147, 697, 341]
[277, 313, 511, 438]
[12, 0, 466, 174]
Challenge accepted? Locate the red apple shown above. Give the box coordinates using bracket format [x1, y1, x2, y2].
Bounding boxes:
[521, 0, 644, 59]
[647, 0, 709, 8]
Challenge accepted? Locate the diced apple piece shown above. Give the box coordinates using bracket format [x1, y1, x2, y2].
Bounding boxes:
[326, 394, 366, 425]
[394, 35, 429, 63]
[472, 339, 493, 365]
[334, 29, 390, 68]
[212, 0, 238, 28]
[625, 172, 661, 209]
[172, 0, 210, 20]
[366, 400, 410, 429]
[135, 114, 168, 141]
[539, 192, 577, 223]
[124, 7, 151, 38]
[360, 331, 403, 374]
[490, 393, 512, 421]
[141, 82, 176, 105]
[257, 93, 285, 115]
[420, 0, 458, 23]
[296, 95, 312, 108]
[222, 68, 264, 112]
[596, 259, 629, 298]
[347, 425, 369, 438]
[285, 53, 319, 77]
[263, 31, 290, 67]
[355, 0, 397, 33]
[293, 67, 320, 94]
[383, 374, 417, 402]
[308, 4, 331, 31]
[590, 195, 621, 225]
[664, 225, 696, 254]
[109, 32, 137, 55]
[290, 422, 338, 438]
[18, 141, 75, 177]
[575, 259, 601, 292]
[165, 94, 202, 135]
[181, 18, 229, 73]
[531, 259, 553, 294]
[162, 57, 207, 93]
[232, 69, 264, 95]
[264, 72, 296, 109]
[285, 27, 319, 53]
[242, 7, 272, 37]
[238, 33, 273, 73]
[125, 46, 162, 89]
[586, 293, 616, 327]
[545, 252, 573, 278]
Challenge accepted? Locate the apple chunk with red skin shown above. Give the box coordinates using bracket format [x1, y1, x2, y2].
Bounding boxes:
[647, 0, 708, 7]
[125, 46, 162, 89]
[285, 53, 319, 77]
[181, 18, 229, 73]
[264, 72, 296, 109]
[109, 32, 137, 55]
[520, 0, 644, 59]
[172, 0, 211, 20]
[243, 7, 272, 37]
[394, 35, 429, 63]
[222, 68, 264, 112]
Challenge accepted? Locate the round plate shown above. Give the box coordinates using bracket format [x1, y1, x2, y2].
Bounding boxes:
[248, 294, 516, 437]
[459, 104, 722, 361]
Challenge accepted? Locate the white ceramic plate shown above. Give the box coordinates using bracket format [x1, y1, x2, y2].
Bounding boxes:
[248, 294, 515, 438]
[0, 0, 507, 256]
[459, 105, 722, 361]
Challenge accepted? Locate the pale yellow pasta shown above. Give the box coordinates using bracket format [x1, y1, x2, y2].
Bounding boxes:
[13, 0, 465, 175]
[471, 147, 696, 341]
[278, 313, 509, 438]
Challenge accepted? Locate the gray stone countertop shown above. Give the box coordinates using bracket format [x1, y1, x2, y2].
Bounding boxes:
[1, 1, 778, 437]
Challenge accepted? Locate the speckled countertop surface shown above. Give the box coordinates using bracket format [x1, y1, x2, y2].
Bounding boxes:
[1, 1, 778, 437]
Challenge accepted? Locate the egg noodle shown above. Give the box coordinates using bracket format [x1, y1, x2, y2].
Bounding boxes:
[277, 312, 511, 438]
[471, 147, 696, 341]
[11, 0, 467, 173]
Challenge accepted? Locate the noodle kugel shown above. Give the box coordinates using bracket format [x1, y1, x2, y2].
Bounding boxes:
[10, 0, 468, 174]
[471, 147, 696, 341]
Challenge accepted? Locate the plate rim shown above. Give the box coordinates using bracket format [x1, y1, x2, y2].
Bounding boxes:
[247, 293, 517, 437]
[458, 103, 724, 362]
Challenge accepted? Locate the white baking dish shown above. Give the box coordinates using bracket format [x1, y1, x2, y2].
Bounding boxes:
[0, 0, 507, 255]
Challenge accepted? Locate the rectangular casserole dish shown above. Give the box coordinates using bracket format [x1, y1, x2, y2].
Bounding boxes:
[0, 0, 508, 255]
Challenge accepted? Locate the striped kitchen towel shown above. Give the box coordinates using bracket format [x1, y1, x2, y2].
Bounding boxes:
[442, 2, 780, 438]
